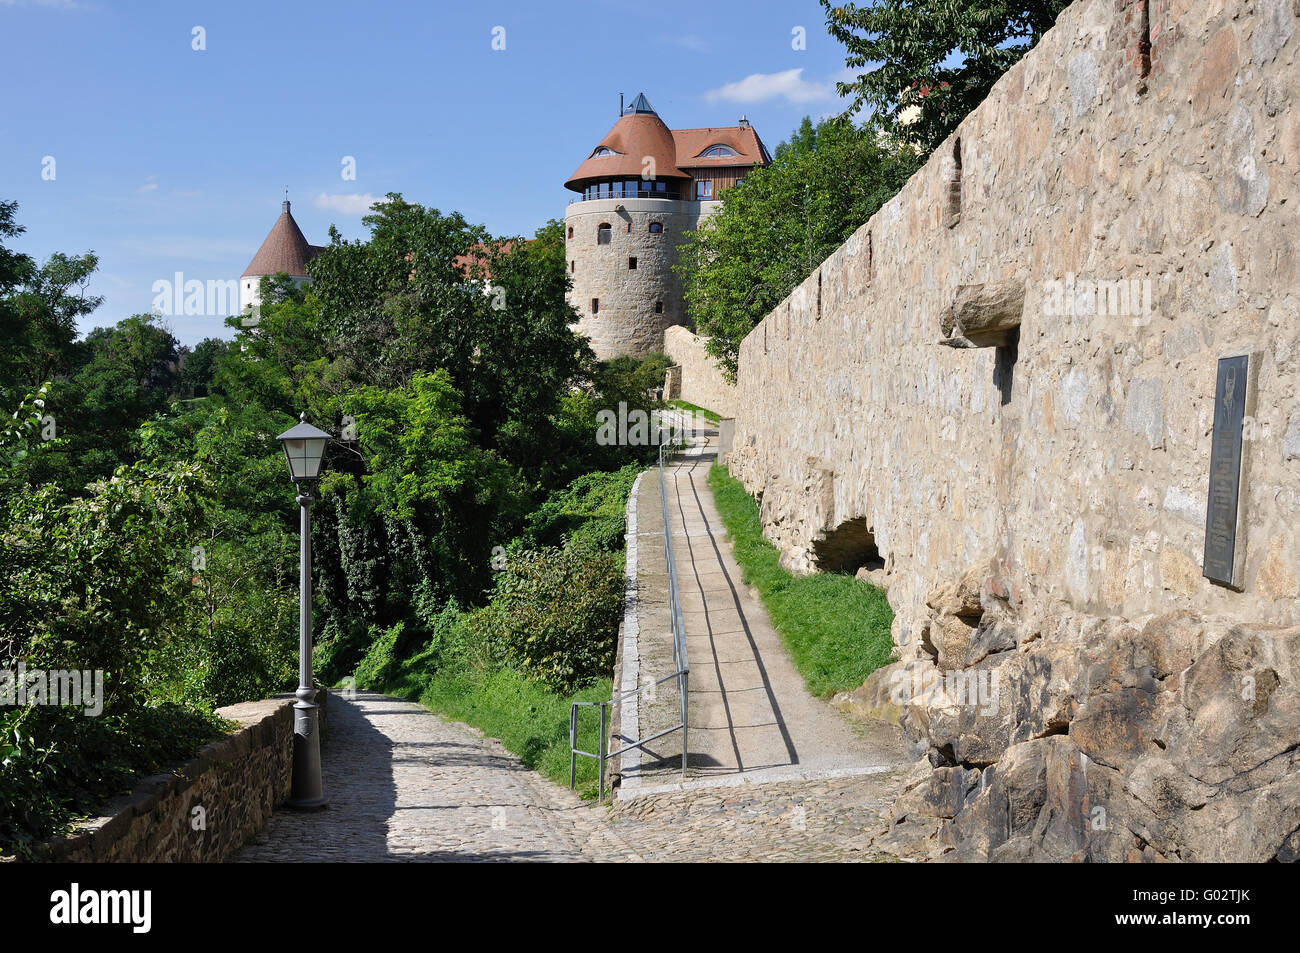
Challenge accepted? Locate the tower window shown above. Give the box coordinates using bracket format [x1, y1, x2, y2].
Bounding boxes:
[695, 181, 713, 200]
[655, 301, 663, 314]
[570, 260, 575, 273]
[626, 222, 632, 233]
[629, 257, 637, 270]
[567, 226, 573, 239]
[597, 223, 611, 244]
[591, 298, 599, 314]
[648, 222, 663, 234]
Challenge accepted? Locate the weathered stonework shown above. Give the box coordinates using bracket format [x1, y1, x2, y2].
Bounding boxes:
[20, 693, 326, 863]
[565, 198, 715, 359]
[663, 325, 739, 419]
[728, 0, 1300, 861]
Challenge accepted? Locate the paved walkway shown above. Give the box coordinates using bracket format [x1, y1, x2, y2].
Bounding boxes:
[238, 692, 630, 862]
[619, 425, 899, 794]
[237, 691, 908, 862]
[239, 427, 910, 862]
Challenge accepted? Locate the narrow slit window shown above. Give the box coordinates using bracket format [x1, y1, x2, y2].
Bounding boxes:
[1138, 0, 1152, 81]
[944, 138, 963, 228]
[591, 298, 599, 314]
[629, 257, 637, 270]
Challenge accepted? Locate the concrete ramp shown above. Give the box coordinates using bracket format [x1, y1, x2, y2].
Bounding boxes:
[616, 428, 901, 798]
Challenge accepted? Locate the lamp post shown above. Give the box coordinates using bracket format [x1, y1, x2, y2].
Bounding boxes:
[276, 412, 332, 810]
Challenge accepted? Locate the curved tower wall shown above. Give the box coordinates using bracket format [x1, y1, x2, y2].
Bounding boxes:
[564, 197, 717, 359]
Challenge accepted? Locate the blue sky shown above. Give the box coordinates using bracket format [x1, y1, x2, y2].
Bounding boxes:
[0, 0, 858, 346]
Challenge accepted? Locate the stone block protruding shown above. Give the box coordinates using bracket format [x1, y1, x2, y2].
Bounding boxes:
[938, 281, 1025, 348]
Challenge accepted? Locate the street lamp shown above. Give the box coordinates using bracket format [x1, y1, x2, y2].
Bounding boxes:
[276, 412, 332, 810]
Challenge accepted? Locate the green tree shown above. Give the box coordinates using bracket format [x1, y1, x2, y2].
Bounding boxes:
[676, 118, 919, 378]
[178, 337, 232, 398]
[823, 0, 1070, 156]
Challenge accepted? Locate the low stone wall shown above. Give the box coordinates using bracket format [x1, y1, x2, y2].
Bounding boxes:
[663, 326, 738, 420]
[28, 692, 327, 863]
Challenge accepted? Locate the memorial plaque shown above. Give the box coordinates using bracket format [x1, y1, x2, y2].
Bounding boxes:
[1203, 355, 1249, 587]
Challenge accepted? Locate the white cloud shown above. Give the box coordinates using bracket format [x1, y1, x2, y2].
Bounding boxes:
[138, 183, 158, 193]
[661, 33, 710, 54]
[313, 192, 379, 216]
[703, 68, 839, 106]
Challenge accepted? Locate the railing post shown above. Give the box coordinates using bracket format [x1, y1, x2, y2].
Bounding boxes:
[681, 670, 689, 782]
[598, 702, 607, 803]
[569, 704, 577, 790]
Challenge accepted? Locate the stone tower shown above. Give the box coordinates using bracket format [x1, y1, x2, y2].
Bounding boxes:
[563, 93, 769, 359]
[240, 199, 325, 315]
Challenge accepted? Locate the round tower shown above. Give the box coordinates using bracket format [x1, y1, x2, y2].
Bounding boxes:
[563, 94, 708, 360]
[240, 199, 325, 315]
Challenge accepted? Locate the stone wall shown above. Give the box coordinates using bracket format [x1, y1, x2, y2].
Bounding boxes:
[663, 325, 739, 419]
[728, 0, 1300, 861]
[26, 693, 327, 862]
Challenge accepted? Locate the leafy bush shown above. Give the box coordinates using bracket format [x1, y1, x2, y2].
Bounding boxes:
[467, 547, 622, 693]
[520, 463, 641, 553]
[353, 622, 406, 691]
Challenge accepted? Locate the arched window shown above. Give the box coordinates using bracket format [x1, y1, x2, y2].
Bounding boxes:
[648, 222, 663, 234]
[696, 144, 738, 158]
[567, 225, 573, 239]
[597, 223, 611, 245]
[592, 146, 616, 157]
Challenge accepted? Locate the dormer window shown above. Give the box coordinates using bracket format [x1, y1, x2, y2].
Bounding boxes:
[696, 144, 738, 158]
[592, 146, 618, 157]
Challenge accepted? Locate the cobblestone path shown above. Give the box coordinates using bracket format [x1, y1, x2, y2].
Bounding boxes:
[240, 429, 910, 863]
[238, 691, 909, 863]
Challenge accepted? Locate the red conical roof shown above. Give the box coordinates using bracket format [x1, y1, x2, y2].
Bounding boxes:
[242, 200, 325, 278]
[564, 97, 690, 192]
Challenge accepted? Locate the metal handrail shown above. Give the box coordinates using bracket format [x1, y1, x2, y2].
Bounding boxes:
[571, 414, 691, 801]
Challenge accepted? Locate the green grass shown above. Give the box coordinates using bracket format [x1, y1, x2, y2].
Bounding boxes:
[381, 663, 613, 799]
[667, 399, 721, 424]
[707, 463, 894, 696]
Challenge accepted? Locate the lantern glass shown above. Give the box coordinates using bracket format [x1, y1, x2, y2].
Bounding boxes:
[276, 415, 333, 482]
[283, 437, 326, 480]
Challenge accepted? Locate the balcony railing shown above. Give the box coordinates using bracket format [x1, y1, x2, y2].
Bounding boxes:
[568, 188, 687, 204]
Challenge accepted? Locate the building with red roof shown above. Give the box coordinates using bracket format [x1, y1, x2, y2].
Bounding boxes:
[564, 93, 769, 358]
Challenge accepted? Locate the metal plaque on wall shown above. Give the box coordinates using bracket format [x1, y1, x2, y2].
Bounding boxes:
[1203, 355, 1249, 587]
